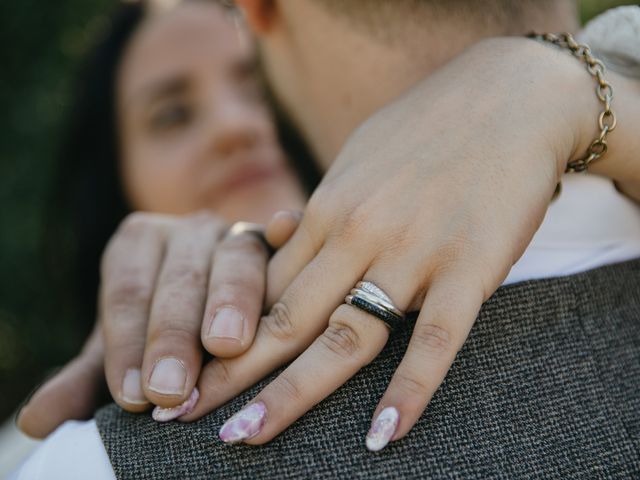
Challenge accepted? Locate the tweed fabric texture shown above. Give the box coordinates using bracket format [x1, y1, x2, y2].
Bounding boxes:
[96, 259, 640, 479]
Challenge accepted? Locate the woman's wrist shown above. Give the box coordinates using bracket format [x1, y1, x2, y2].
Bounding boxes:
[585, 71, 640, 198]
[518, 35, 640, 193]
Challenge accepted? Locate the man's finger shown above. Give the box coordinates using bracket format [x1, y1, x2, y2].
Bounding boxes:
[366, 272, 483, 451]
[102, 214, 171, 411]
[201, 230, 269, 358]
[180, 244, 365, 421]
[142, 214, 224, 407]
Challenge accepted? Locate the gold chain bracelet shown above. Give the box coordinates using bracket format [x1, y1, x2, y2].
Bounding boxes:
[529, 32, 616, 173]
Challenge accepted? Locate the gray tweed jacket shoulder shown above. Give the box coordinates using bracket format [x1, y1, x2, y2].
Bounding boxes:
[96, 259, 640, 479]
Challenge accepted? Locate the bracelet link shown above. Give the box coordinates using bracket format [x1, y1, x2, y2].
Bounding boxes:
[529, 32, 616, 174]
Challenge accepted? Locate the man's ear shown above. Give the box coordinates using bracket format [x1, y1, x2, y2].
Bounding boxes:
[235, 0, 277, 34]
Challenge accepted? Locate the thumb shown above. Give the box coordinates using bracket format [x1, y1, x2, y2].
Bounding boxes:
[265, 210, 303, 249]
[17, 328, 107, 439]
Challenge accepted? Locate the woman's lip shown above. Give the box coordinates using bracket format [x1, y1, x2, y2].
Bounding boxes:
[220, 164, 283, 193]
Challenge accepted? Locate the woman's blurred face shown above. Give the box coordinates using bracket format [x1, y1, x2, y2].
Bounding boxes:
[117, 1, 305, 223]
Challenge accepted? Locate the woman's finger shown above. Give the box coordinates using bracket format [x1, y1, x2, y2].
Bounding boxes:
[366, 271, 483, 451]
[17, 326, 106, 439]
[218, 304, 390, 444]
[264, 208, 323, 307]
[264, 210, 302, 249]
[201, 229, 269, 358]
[215, 264, 416, 444]
[102, 213, 172, 411]
[141, 213, 224, 408]
[180, 244, 365, 421]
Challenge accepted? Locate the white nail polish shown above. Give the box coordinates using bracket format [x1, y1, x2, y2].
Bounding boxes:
[366, 406, 399, 452]
[219, 402, 267, 443]
[152, 387, 200, 422]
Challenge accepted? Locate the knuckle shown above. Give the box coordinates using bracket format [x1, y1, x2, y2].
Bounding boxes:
[163, 260, 208, 289]
[105, 332, 146, 354]
[411, 323, 455, 358]
[339, 214, 364, 243]
[209, 282, 259, 310]
[184, 210, 225, 233]
[432, 243, 466, 274]
[152, 289, 201, 324]
[336, 204, 375, 245]
[213, 360, 233, 387]
[319, 320, 362, 360]
[304, 185, 337, 229]
[102, 213, 163, 275]
[104, 275, 152, 309]
[431, 225, 484, 272]
[271, 374, 305, 404]
[260, 302, 296, 341]
[147, 324, 197, 346]
[217, 361, 233, 386]
[305, 187, 329, 219]
[394, 371, 430, 397]
[118, 212, 156, 236]
[198, 361, 233, 399]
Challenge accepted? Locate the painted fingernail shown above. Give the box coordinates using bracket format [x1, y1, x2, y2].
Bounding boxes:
[152, 387, 200, 422]
[148, 357, 187, 396]
[208, 307, 244, 342]
[366, 406, 399, 452]
[121, 368, 148, 405]
[219, 401, 267, 443]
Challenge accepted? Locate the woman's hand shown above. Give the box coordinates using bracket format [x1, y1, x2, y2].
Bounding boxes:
[17, 210, 300, 438]
[180, 37, 640, 449]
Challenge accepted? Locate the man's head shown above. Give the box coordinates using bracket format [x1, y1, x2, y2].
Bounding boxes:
[237, 0, 578, 168]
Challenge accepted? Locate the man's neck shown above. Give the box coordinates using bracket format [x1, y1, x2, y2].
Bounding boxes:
[275, 0, 579, 169]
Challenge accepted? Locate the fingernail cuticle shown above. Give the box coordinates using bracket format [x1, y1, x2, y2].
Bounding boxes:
[121, 368, 148, 405]
[208, 306, 245, 341]
[148, 357, 187, 396]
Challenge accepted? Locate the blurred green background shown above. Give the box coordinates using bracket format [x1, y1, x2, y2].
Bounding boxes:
[0, 0, 636, 424]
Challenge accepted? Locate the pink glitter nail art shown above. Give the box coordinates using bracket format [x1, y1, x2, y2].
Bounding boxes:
[366, 406, 399, 452]
[152, 387, 200, 422]
[219, 401, 267, 443]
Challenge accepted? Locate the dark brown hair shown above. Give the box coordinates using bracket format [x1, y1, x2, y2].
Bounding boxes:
[47, 0, 319, 333]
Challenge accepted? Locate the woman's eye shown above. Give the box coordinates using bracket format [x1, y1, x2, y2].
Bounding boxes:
[148, 104, 194, 132]
[238, 76, 266, 104]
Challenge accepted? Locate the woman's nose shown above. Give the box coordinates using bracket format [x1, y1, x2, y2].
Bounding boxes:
[209, 95, 261, 157]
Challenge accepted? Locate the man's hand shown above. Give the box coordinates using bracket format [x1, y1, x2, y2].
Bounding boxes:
[17, 210, 300, 438]
[16, 325, 106, 439]
[180, 37, 640, 449]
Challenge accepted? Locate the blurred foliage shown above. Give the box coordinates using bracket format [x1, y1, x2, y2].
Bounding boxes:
[0, 0, 636, 423]
[0, 0, 112, 422]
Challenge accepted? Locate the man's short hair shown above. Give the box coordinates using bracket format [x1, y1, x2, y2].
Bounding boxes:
[314, 0, 573, 35]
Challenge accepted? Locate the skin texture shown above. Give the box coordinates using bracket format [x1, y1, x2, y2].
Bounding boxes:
[117, 1, 305, 222]
[17, 210, 300, 438]
[17, 2, 305, 438]
[178, 0, 640, 450]
[20, 0, 640, 446]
